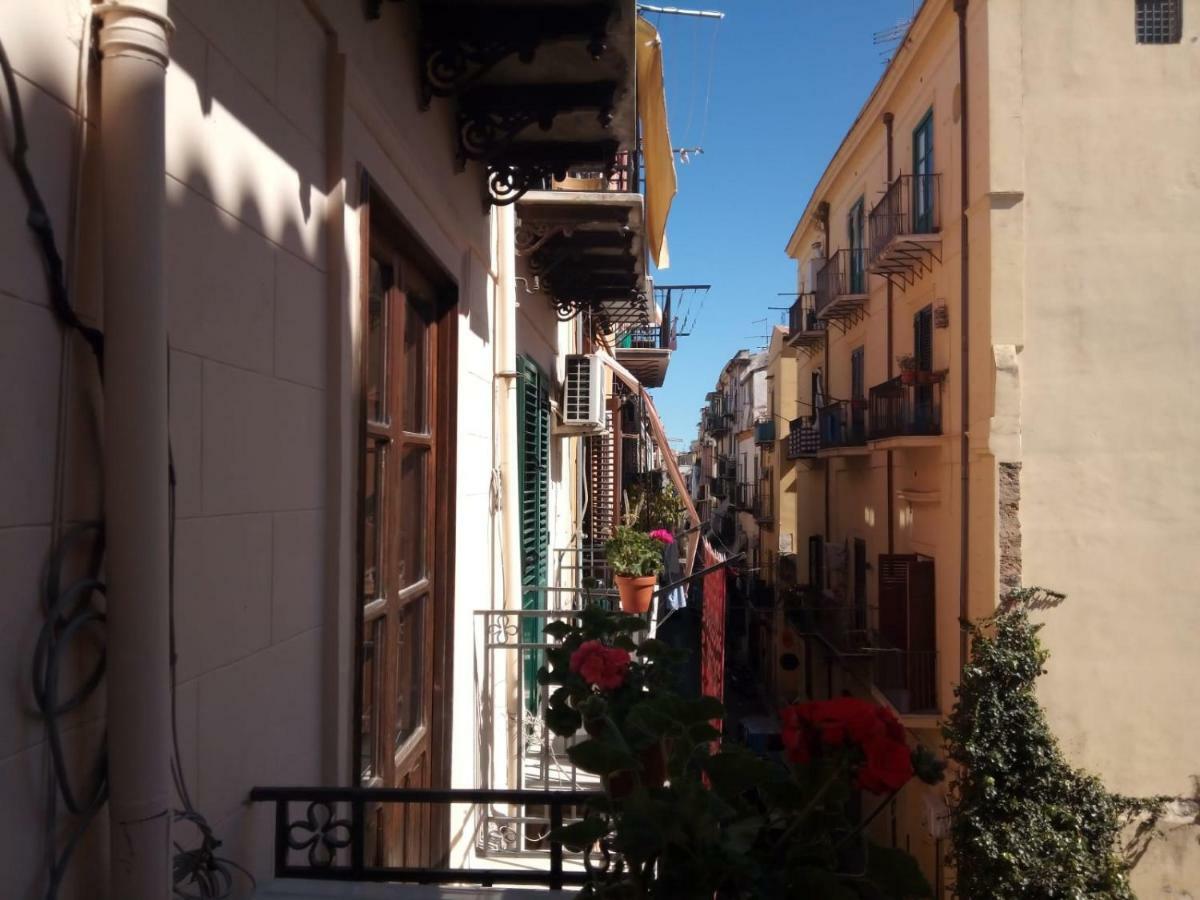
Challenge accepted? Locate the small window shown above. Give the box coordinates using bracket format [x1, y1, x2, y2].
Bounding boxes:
[1136, 0, 1181, 44]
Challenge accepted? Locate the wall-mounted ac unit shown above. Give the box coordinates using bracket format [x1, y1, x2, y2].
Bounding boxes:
[556, 353, 606, 434]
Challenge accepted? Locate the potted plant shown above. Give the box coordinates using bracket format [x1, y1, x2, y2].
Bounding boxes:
[896, 353, 917, 385]
[539, 608, 946, 898]
[605, 525, 664, 613]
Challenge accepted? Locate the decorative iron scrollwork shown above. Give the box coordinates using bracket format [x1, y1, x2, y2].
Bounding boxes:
[419, 3, 618, 104]
[488, 164, 563, 206]
[458, 83, 618, 164]
[286, 801, 352, 869]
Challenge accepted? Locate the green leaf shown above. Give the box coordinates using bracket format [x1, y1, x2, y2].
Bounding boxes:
[675, 695, 725, 723]
[864, 842, 932, 898]
[567, 739, 638, 777]
[552, 817, 610, 852]
[543, 621, 576, 640]
[545, 704, 583, 737]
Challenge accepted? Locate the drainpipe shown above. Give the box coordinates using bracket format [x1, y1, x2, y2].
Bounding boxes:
[955, 0, 971, 673]
[883, 112, 895, 555]
[817, 202, 831, 543]
[496, 207, 522, 614]
[96, 2, 173, 898]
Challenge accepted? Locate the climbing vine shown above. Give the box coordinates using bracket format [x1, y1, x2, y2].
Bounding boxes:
[943, 588, 1169, 899]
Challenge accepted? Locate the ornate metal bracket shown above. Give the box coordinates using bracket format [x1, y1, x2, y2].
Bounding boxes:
[457, 83, 618, 165]
[419, 3, 617, 105]
[486, 139, 620, 205]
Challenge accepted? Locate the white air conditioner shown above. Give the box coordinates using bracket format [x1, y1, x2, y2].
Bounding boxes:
[556, 353, 606, 434]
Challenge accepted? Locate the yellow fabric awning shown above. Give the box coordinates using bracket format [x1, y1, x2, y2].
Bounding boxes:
[636, 17, 676, 270]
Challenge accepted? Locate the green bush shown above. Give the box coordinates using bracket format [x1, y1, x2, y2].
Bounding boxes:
[943, 588, 1167, 899]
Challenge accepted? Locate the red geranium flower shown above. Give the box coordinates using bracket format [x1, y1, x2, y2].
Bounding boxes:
[648, 529, 675, 544]
[779, 698, 914, 793]
[570, 640, 631, 691]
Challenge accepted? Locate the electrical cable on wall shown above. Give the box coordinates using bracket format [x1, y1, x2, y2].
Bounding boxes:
[0, 30, 250, 900]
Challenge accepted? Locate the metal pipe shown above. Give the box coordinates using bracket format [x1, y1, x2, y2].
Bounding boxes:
[636, 4, 725, 19]
[955, 0, 971, 673]
[883, 112, 895, 555]
[96, 2, 173, 896]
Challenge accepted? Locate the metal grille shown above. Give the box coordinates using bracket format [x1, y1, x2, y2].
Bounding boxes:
[562, 355, 593, 423]
[1136, 0, 1181, 43]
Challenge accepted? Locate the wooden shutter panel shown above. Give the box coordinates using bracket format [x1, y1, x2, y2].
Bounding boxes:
[877, 553, 913, 650]
[914, 307, 933, 372]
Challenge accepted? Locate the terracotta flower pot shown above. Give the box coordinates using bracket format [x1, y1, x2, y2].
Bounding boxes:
[899, 370, 916, 385]
[614, 574, 657, 614]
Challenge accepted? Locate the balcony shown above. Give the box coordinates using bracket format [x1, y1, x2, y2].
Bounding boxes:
[814, 249, 870, 330]
[418, 2, 639, 206]
[754, 418, 776, 445]
[817, 400, 869, 455]
[613, 321, 675, 388]
[867, 376, 943, 446]
[707, 395, 732, 435]
[867, 173, 942, 288]
[785, 418, 819, 459]
[786, 292, 825, 355]
[717, 455, 736, 479]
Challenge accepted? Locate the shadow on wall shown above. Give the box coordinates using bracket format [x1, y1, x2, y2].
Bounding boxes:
[0, 2, 491, 897]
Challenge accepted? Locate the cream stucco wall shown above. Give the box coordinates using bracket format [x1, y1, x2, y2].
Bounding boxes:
[989, 0, 1200, 891]
[781, 0, 1200, 892]
[0, 1, 581, 894]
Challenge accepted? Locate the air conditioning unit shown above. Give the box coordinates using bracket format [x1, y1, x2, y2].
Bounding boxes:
[556, 353, 606, 434]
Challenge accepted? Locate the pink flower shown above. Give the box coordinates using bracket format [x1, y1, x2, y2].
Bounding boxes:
[569, 640, 631, 691]
[648, 529, 675, 545]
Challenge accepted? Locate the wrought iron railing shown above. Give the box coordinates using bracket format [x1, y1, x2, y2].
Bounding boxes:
[818, 400, 868, 449]
[616, 324, 674, 351]
[815, 248, 868, 317]
[717, 456, 736, 478]
[546, 149, 641, 194]
[874, 649, 938, 714]
[867, 376, 942, 440]
[754, 479, 773, 522]
[787, 602, 879, 656]
[788, 293, 824, 335]
[248, 785, 602, 889]
[786, 418, 819, 459]
[868, 173, 941, 265]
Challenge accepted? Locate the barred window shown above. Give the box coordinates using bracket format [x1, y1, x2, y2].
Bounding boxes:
[1136, 0, 1182, 44]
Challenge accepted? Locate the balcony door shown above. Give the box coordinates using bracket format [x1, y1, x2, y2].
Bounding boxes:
[847, 197, 866, 293]
[912, 109, 934, 233]
[850, 346, 865, 441]
[357, 195, 457, 869]
[913, 306, 934, 431]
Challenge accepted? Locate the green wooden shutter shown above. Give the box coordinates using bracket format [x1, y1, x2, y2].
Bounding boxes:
[517, 356, 550, 713]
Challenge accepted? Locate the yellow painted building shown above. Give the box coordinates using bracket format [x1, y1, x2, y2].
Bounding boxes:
[775, 0, 1200, 892]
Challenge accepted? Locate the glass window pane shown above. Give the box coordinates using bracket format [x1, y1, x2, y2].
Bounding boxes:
[402, 293, 432, 433]
[367, 257, 390, 424]
[360, 616, 384, 783]
[397, 449, 427, 588]
[395, 597, 425, 749]
[363, 442, 385, 600]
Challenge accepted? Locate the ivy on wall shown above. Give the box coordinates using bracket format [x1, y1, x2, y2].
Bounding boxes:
[943, 588, 1169, 900]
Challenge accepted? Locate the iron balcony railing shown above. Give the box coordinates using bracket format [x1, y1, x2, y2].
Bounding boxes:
[874, 649, 938, 715]
[786, 418, 819, 459]
[717, 455, 736, 478]
[545, 148, 641, 194]
[755, 479, 773, 522]
[815, 248, 868, 317]
[787, 601, 879, 656]
[868, 376, 942, 440]
[868, 173, 941, 265]
[754, 418, 776, 445]
[616, 324, 675, 351]
[788, 293, 824, 335]
[818, 400, 868, 449]
[249, 785, 602, 889]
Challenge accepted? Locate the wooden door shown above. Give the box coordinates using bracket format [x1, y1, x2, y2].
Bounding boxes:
[358, 230, 453, 869]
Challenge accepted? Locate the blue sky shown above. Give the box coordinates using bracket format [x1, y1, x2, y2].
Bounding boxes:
[647, 0, 920, 444]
